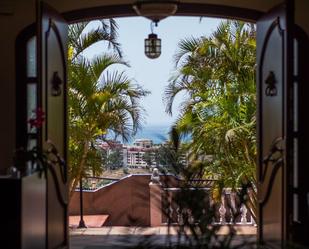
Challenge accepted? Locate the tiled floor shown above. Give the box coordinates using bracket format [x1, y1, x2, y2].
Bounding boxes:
[70, 225, 257, 236]
[70, 226, 257, 249]
[69, 215, 109, 228]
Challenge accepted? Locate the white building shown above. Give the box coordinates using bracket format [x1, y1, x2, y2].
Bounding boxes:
[133, 139, 153, 148]
[99, 140, 126, 167]
[125, 139, 157, 168]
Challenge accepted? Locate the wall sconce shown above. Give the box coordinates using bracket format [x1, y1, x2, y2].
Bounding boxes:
[51, 71, 62, 96]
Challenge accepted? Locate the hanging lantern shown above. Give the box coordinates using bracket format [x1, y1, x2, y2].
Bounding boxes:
[145, 33, 161, 59]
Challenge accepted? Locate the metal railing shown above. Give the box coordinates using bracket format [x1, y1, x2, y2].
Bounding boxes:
[76, 176, 120, 191]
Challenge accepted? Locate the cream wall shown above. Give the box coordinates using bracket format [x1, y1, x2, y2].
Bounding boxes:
[45, 0, 277, 13]
[295, 0, 309, 35]
[0, 0, 308, 172]
[0, 0, 36, 172]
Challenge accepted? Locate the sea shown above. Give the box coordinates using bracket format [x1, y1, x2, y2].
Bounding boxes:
[128, 124, 171, 145]
[106, 124, 190, 145]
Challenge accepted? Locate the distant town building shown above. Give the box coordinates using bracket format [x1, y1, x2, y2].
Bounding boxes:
[126, 139, 158, 168]
[133, 139, 153, 148]
[97, 138, 188, 169]
[98, 139, 157, 168]
[98, 140, 126, 167]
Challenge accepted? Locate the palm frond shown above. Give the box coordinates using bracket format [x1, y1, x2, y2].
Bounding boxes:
[174, 37, 202, 67]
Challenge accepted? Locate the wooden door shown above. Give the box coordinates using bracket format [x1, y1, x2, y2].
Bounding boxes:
[256, 2, 294, 246]
[290, 25, 309, 247]
[37, 2, 68, 248]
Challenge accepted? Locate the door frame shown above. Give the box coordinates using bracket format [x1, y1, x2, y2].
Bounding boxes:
[16, 1, 298, 247]
[63, 3, 262, 23]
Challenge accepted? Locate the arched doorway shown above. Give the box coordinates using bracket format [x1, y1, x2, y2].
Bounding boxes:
[14, 1, 309, 248]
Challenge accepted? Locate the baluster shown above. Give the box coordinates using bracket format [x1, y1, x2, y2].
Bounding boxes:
[187, 209, 194, 224]
[230, 191, 236, 224]
[240, 203, 248, 224]
[177, 207, 184, 225]
[219, 195, 226, 224]
[169, 205, 174, 222]
[165, 205, 173, 223]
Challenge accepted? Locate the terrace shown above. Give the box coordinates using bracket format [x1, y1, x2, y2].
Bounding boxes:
[68, 173, 256, 248]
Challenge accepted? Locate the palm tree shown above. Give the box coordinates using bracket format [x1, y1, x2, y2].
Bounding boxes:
[68, 20, 122, 60]
[68, 21, 148, 197]
[164, 20, 257, 221]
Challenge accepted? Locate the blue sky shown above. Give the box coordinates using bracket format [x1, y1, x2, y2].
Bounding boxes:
[84, 16, 222, 126]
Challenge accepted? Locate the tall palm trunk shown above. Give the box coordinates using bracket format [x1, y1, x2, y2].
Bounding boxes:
[69, 141, 89, 198]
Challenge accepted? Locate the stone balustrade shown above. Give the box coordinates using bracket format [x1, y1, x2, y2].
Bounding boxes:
[151, 184, 255, 226]
[70, 173, 255, 227]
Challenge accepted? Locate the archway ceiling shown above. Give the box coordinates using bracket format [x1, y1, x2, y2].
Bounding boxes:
[47, 0, 282, 18]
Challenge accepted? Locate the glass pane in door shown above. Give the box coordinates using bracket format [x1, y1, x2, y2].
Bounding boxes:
[27, 83, 37, 133]
[27, 36, 36, 77]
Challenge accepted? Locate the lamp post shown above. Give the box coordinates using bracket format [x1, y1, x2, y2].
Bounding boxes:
[78, 177, 87, 228]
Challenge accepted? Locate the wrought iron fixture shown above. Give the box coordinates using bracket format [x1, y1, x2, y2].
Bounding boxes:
[51, 71, 63, 96]
[133, 0, 178, 23]
[145, 21, 161, 59]
[265, 71, 277, 96]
